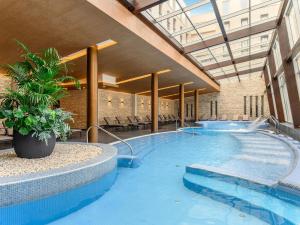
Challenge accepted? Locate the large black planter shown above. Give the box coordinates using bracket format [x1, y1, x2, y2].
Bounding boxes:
[13, 131, 56, 159]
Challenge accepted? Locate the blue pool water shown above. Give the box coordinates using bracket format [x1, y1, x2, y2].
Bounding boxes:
[1, 125, 299, 225]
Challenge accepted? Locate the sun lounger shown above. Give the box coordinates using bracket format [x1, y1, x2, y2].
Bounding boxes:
[209, 115, 217, 121]
[220, 114, 227, 121]
[116, 116, 137, 129]
[232, 114, 239, 121]
[242, 115, 250, 121]
[104, 117, 127, 129]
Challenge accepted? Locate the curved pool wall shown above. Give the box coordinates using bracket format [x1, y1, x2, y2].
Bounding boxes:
[0, 143, 118, 225]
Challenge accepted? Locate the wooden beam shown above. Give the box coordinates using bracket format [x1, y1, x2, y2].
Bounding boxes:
[133, 0, 168, 13]
[86, 46, 98, 143]
[277, 18, 300, 127]
[194, 89, 199, 121]
[268, 52, 285, 122]
[179, 84, 184, 127]
[215, 67, 263, 80]
[184, 20, 277, 54]
[151, 72, 158, 132]
[203, 51, 268, 71]
[263, 67, 275, 117]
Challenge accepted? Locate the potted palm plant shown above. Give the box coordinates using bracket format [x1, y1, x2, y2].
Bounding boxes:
[0, 41, 80, 158]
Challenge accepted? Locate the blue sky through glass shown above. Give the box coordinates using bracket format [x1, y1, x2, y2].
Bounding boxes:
[183, 0, 213, 15]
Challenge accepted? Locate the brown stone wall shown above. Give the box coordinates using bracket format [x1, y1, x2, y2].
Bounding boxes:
[61, 89, 176, 129]
[182, 74, 270, 120]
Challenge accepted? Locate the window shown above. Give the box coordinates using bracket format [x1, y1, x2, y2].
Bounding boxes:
[167, 19, 170, 31]
[260, 14, 269, 20]
[279, 73, 293, 123]
[285, 1, 300, 47]
[173, 18, 176, 33]
[241, 18, 249, 26]
[260, 35, 269, 48]
[210, 101, 213, 116]
[159, 4, 162, 16]
[293, 53, 300, 101]
[215, 101, 218, 117]
[180, 26, 183, 43]
[224, 21, 230, 30]
[261, 95, 264, 116]
[249, 96, 253, 117]
[191, 104, 193, 118]
[244, 96, 247, 115]
[255, 96, 258, 117]
[241, 39, 249, 53]
[273, 36, 282, 70]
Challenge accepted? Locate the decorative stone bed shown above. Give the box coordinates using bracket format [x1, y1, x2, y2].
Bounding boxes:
[0, 143, 101, 177]
[0, 142, 117, 207]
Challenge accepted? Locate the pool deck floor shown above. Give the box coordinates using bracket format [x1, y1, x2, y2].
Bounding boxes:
[0, 124, 179, 150]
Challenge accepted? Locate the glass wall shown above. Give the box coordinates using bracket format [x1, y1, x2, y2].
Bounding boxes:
[285, 0, 300, 47]
[278, 73, 293, 123]
[294, 53, 300, 101]
[267, 61, 278, 118]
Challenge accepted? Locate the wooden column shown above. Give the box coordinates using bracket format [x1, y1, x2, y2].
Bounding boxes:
[277, 19, 300, 127]
[179, 84, 184, 127]
[263, 67, 275, 117]
[87, 46, 98, 143]
[151, 73, 158, 133]
[268, 52, 285, 122]
[194, 89, 199, 121]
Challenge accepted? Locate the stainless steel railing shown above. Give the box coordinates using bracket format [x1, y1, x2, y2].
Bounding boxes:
[86, 125, 134, 165]
[268, 115, 280, 134]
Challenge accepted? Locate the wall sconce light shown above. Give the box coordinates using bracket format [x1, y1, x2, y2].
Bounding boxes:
[107, 98, 112, 103]
[120, 99, 124, 104]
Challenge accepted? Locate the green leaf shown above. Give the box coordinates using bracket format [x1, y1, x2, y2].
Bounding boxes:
[13, 108, 24, 118]
[18, 127, 30, 135]
[4, 120, 14, 128]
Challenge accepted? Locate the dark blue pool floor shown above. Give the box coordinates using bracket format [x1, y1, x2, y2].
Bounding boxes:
[49, 132, 298, 225]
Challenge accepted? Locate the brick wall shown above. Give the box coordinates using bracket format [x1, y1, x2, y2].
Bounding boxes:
[180, 73, 270, 120]
[61, 89, 175, 129]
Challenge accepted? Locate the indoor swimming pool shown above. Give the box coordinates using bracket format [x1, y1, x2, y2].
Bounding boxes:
[1, 123, 300, 225]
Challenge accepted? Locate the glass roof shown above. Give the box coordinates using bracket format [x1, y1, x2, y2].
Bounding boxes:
[142, 0, 284, 80]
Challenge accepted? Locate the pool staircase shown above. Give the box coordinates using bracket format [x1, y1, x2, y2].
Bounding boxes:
[230, 133, 293, 167]
[183, 164, 300, 225]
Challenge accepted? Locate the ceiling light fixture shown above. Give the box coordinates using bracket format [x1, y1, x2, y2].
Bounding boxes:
[116, 69, 171, 85]
[60, 39, 117, 64]
[136, 81, 194, 95]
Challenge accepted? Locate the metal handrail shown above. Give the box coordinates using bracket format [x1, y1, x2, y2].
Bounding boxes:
[86, 125, 134, 165]
[268, 115, 280, 134]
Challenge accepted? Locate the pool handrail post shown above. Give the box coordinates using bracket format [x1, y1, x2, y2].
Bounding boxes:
[86, 125, 134, 166]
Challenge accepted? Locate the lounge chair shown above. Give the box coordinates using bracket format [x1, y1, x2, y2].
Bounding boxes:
[127, 116, 140, 126]
[209, 115, 217, 121]
[116, 116, 137, 129]
[171, 115, 179, 121]
[135, 116, 151, 128]
[220, 114, 227, 121]
[158, 115, 165, 124]
[242, 115, 250, 121]
[168, 114, 175, 122]
[232, 114, 239, 121]
[145, 115, 152, 123]
[104, 117, 127, 130]
[163, 115, 171, 123]
[200, 114, 208, 121]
